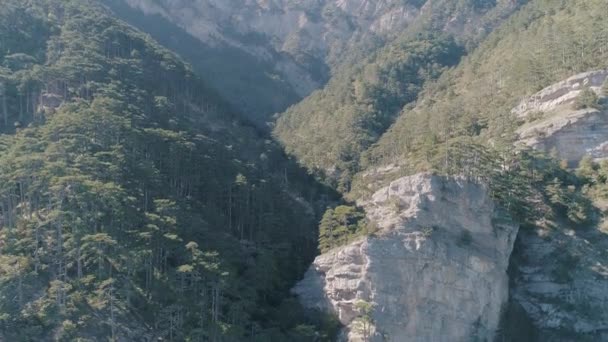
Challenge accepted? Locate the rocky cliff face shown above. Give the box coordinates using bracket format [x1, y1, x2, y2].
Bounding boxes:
[515, 70, 608, 166]
[510, 225, 608, 341]
[494, 70, 608, 340]
[513, 70, 608, 118]
[294, 174, 519, 341]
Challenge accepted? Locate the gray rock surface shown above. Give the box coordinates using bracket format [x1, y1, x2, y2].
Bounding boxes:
[511, 225, 608, 341]
[294, 174, 519, 341]
[513, 70, 608, 118]
[518, 108, 608, 166]
[515, 70, 608, 165]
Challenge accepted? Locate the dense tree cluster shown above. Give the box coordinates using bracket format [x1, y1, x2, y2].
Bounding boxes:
[318, 205, 372, 253]
[0, 1, 338, 340]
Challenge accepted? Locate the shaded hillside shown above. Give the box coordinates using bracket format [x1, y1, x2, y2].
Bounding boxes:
[0, 1, 336, 340]
[111, 0, 521, 127]
[101, 0, 303, 127]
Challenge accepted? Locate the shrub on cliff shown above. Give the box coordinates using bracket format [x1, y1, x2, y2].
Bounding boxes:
[574, 87, 600, 110]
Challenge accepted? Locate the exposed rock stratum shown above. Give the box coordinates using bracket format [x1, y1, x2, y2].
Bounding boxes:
[515, 70, 608, 166]
[294, 174, 519, 341]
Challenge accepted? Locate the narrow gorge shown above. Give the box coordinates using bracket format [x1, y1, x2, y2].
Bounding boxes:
[1, 0, 607, 341]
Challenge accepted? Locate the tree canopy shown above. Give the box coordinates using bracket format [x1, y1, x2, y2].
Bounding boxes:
[0, 1, 337, 340]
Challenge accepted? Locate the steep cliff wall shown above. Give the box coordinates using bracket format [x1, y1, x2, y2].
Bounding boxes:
[294, 174, 519, 341]
[510, 226, 608, 341]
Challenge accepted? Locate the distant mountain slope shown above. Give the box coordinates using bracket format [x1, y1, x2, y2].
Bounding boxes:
[109, 0, 519, 127]
[117, 0, 425, 79]
[105, 0, 428, 126]
[101, 0, 303, 127]
[0, 1, 334, 340]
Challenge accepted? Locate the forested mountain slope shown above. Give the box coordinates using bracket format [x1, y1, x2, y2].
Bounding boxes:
[365, 0, 608, 176]
[3, 0, 608, 341]
[286, 0, 608, 340]
[101, 0, 303, 127]
[0, 1, 335, 340]
[273, 0, 526, 190]
[271, 0, 608, 195]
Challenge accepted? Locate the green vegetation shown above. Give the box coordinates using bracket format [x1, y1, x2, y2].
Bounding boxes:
[272, 0, 608, 208]
[318, 205, 373, 253]
[574, 87, 600, 110]
[353, 300, 375, 342]
[274, 0, 527, 190]
[273, 0, 608, 257]
[275, 35, 465, 191]
[423, 139, 595, 228]
[368, 0, 608, 172]
[0, 1, 338, 340]
[2, 0, 608, 339]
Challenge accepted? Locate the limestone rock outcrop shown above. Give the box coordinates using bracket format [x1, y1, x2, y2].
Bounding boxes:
[294, 174, 519, 341]
[515, 70, 608, 166]
[513, 70, 607, 118]
[517, 108, 608, 166]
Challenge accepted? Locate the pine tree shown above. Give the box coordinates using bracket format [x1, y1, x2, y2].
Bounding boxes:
[576, 155, 596, 182]
[318, 209, 336, 253]
[574, 87, 600, 110]
[354, 300, 375, 342]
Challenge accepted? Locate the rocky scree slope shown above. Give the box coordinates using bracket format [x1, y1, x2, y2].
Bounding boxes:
[510, 223, 608, 341]
[295, 174, 519, 341]
[507, 71, 608, 341]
